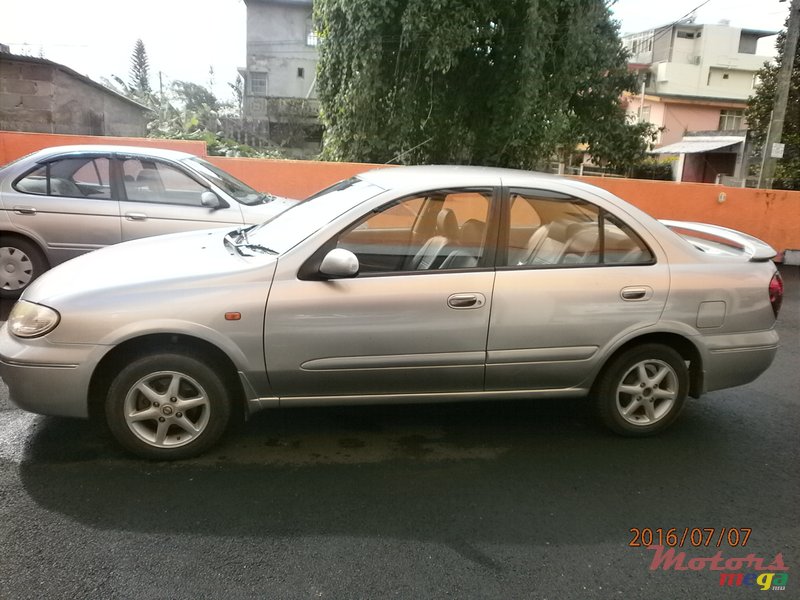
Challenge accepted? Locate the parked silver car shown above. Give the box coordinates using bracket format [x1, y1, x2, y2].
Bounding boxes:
[0, 145, 295, 297]
[0, 166, 783, 459]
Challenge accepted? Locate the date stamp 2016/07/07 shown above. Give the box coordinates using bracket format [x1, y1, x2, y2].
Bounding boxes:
[629, 527, 752, 548]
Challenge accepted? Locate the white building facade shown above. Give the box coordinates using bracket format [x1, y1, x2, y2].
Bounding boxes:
[622, 22, 776, 183]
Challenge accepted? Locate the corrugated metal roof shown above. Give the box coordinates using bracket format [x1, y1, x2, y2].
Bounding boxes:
[651, 136, 745, 154]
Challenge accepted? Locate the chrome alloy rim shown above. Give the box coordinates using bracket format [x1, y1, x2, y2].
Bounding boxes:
[615, 359, 678, 426]
[0, 246, 33, 291]
[123, 371, 211, 448]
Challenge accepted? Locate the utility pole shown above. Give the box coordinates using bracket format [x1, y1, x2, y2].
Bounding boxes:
[761, 0, 800, 188]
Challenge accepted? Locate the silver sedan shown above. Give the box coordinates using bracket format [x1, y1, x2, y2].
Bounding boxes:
[0, 145, 295, 297]
[0, 166, 783, 459]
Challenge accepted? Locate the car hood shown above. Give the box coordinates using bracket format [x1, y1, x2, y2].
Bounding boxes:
[23, 228, 277, 306]
[240, 195, 298, 222]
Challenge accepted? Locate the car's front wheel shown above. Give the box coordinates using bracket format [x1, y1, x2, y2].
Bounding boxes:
[105, 353, 232, 460]
[594, 344, 688, 436]
[0, 236, 48, 298]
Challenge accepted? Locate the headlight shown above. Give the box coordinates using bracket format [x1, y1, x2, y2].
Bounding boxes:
[7, 301, 60, 338]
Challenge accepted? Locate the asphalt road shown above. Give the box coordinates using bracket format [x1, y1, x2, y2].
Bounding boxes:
[0, 266, 797, 600]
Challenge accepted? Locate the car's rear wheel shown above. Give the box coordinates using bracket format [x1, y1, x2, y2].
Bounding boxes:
[0, 237, 48, 298]
[595, 344, 688, 436]
[105, 353, 232, 460]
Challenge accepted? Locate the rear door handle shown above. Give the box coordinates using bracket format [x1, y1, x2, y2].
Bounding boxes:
[125, 212, 148, 221]
[621, 286, 653, 301]
[447, 293, 486, 309]
[13, 206, 36, 215]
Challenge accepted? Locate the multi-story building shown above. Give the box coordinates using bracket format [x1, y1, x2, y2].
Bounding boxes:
[622, 22, 777, 183]
[239, 0, 319, 146]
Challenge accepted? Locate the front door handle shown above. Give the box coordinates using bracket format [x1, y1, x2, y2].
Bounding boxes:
[447, 293, 486, 309]
[13, 206, 36, 215]
[621, 286, 653, 301]
[125, 212, 148, 221]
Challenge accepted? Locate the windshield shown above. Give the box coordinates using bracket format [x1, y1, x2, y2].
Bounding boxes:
[183, 156, 271, 205]
[247, 178, 384, 255]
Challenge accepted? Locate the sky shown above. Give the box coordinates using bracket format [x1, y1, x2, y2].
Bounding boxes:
[0, 0, 792, 103]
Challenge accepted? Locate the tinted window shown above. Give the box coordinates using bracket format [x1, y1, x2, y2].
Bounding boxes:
[502, 190, 653, 267]
[122, 159, 207, 205]
[334, 190, 491, 273]
[15, 157, 111, 199]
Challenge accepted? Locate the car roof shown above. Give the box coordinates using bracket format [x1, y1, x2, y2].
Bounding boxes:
[357, 164, 601, 195]
[354, 164, 668, 231]
[24, 145, 199, 162]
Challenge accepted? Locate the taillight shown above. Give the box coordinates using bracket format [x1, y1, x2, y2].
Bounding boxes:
[769, 272, 784, 318]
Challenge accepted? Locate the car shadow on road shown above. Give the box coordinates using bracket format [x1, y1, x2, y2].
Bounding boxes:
[15, 395, 789, 567]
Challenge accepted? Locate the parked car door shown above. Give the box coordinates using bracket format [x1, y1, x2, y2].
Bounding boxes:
[486, 187, 669, 391]
[116, 156, 245, 240]
[264, 189, 498, 398]
[5, 154, 121, 265]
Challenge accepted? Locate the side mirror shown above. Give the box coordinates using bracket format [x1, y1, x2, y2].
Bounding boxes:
[201, 191, 224, 209]
[319, 249, 359, 279]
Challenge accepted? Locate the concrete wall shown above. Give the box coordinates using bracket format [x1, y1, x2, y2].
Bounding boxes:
[0, 131, 798, 257]
[661, 104, 722, 146]
[707, 67, 756, 97]
[0, 56, 149, 137]
[579, 176, 799, 260]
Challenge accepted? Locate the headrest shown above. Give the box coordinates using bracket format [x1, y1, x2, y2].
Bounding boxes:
[547, 220, 569, 242]
[460, 219, 485, 246]
[436, 208, 459, 238]
[136, 169, 159, 182]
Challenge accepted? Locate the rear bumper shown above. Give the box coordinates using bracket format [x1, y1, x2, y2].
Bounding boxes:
[701, 329, 780, 393]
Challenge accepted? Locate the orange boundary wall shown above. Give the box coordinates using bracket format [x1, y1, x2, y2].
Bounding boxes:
[208, 157, 800, 258]
[2, 131, 798, 255]
[0, 131, 207, 164]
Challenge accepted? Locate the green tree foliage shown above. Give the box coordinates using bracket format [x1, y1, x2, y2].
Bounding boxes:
[171, 80, 220, 114]
[148, 80, 280, 158]
[105, 47, 272, 157]
[746, 23, 800, 190]
[129, 39, 152, 101]
[315, 0, 654, 168]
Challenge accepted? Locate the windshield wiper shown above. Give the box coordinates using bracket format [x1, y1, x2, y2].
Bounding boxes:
[224, 227, 276, 255]
[227, 224, 257, 244]
[258, 192, 277, 203]
[232, 243, 278, 256]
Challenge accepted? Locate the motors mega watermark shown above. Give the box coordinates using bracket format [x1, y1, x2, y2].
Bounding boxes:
[647, 545, 789, 591]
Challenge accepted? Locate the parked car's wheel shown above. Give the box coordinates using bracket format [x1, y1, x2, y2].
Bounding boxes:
[105, 353, 232, 460]
[595, 344, 688, 436]
[0, 236, 48, 298]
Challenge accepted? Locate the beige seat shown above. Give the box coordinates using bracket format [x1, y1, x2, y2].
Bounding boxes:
[406, 208, 459, 270]
[133, 169, 165, 199]
[439, 219, 485, 269]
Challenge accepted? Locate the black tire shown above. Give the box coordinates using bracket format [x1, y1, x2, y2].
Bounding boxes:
[0, 236, 48, 298]
[594, 343, 688, 436]
[105, 353, 232, 460]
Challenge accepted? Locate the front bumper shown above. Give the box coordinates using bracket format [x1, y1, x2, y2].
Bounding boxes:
[0, 324, 101, 418]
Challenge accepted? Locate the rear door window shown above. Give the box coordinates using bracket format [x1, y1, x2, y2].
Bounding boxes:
[502, 189, 653, 267]
[14, 157, 112, 199]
